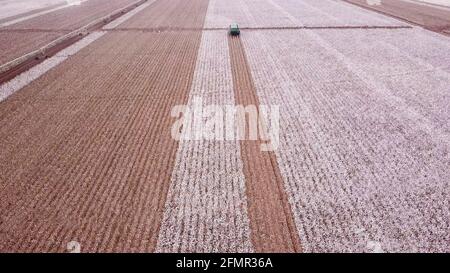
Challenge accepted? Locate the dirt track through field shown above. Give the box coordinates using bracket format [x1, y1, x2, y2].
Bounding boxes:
[228, 36, 301, 253]
[0, 0, 209, 252]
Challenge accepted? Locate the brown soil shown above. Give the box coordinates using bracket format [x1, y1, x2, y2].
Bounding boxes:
[0, 0, 139, 67]
[117, 0, 209, 29]
[0, 33, 83, 84]
[344, 0, 450, 34]
[0, 0, 148, 83]
[0, 0, 209, 252]
[0, 31, 69, 66]
[228, 36, 302, 253]
[0, 3, 66, 25]
[3, 0, 138, 30]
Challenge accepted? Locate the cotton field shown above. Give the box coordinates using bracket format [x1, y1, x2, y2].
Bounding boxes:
[0, 0, 449, 254]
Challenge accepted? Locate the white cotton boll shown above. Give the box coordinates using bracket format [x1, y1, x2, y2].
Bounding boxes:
[66, 0, 82, 6]
[367, 241, 384, 253]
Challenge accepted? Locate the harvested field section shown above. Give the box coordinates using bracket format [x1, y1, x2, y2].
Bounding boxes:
[345, 0, 450, 33]
[314, 28, 450, 133]
[2, 0, 138, 30]
[0, 0, 141, 67]
[116, 0, 209, 29]
[418, 0, 450, 6]
[241, 30, 450, 252]
[228, 36, 301, 253]
[0, 31, 108, 122]
[0, 30, 68, 65]
[0, 1, 65, 23]
[280, 0, 406, 26]
[0, 30, 203, 252]
[156, 31, 253, 253]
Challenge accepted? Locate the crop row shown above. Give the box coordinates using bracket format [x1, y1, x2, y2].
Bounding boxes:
[3, 0, 138, 30]
[156, 31, 254, 253]
[0, 0, 139, 66]
[204, 0, 406, 28]
[0, 0, 208, 250]
[118, 0, 209, 29]
[241, 28, 450, 252]
[315, 28, 450, 133]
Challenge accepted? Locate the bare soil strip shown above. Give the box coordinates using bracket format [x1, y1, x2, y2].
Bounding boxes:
[344, 0, 450, 34]
[117, 0, 209, 29]
[2, 0, 136, 30]
[0, 2, 66, 25]
[0, 0, 209, 252]
[102, 0, 156, 30]
[0, 0, 147, 84]
[406, 0, 450, 9]
[0, 31, 106, 102]
[0, 32, 202, 253]
[0, 34, 83, 85]
[0, 0, 89, 28]
[228, 36, 301, 253]
[0, 0, 141, 67]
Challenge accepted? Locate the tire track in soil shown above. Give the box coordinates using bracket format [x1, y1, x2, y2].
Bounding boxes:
[228, 36, 302, 253]
[0, 0, 209, 252]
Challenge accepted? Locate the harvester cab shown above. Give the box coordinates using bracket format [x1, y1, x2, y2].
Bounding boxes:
[229, 23, 240, 36]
